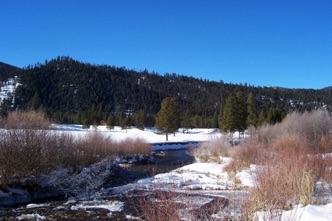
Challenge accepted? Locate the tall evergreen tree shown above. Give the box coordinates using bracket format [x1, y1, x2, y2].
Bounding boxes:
[220, 95, 237, 136]
[220, 92, 248, 138]
[106, 113, 115, 130]
[246, 92, 258, 127]
[134, 110, 146, 130]
[256, 110, 265, 127]
[267, 108, 284, 124]
[155, 97, 180, 141]
[235, 91, 248, 135]
[181, 109, 192, 133]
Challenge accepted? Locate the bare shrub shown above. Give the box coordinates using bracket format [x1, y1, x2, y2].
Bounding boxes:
[61, 133, 151, 168]
[113, 137, 151, 156]
[225, 139, 266, 173]
[322, 155, 332, 185]
[270, 134, 310, 152]
[137, 189, 181, 221]
[280, 110, 332, 149]
[244, 148, 316, 218]
[0, 110, 53, 185]
[191, 137, 231, 163]
[320, 134, 332, 153]
[257, 110, 332, 150]
[257, 123, 281, 144]
[5, 110, 50, 130]
[0, 110, 151, 186]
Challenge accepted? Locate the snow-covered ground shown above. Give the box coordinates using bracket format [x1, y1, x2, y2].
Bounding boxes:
[52, 124, 223, 144]
[1, 125, 331, 220]
[0, 77, 19, 106]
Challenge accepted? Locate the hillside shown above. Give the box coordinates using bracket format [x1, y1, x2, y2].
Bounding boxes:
[0, 62, 21, 81]
[3, 56, 332, 125]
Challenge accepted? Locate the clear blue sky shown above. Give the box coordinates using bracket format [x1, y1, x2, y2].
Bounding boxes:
[1, 0, 331, 89]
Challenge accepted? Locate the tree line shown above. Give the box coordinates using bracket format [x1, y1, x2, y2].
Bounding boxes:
[0, 56, 330, 130]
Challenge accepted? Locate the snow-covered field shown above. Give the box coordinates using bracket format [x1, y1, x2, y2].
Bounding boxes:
[52, 124, 222, 144]
[1, 125, 331, 220]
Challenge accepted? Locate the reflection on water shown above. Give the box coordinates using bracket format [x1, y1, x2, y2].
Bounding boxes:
[101, 149, 195, 188]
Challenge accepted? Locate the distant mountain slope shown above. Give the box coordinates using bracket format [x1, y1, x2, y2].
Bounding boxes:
[0, 62, 21, 81]
[5, 56, 332, 124]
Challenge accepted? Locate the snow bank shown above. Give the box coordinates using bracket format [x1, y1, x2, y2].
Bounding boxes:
[255, 203, 332, 221]
[236, 164, 257, 187]
[137, 162, 233, 190]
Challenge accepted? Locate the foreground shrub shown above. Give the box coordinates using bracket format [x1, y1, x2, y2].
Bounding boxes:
[225, 138, 266, 173]
[244, 148, 317, 219]
[258, 110, 332, 149]
[137, 190, 181, 221]
[0, 110, 151, 187]
[4, 110, 50, 130]
[0, 111, 53, 185]
[320, 134, 332, 153]
[270, 134, 310, 152]
[191, 137, 231, 162]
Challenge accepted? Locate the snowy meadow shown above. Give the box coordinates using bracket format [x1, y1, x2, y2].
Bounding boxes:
[0, 110, 332, 220]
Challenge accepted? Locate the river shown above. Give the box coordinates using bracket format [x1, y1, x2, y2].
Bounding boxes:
[0, 148, 196, 220]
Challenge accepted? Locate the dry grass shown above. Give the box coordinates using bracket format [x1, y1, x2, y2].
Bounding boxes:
[0, 110, 151, 187]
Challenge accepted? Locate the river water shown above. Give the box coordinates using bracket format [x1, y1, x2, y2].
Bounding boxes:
[0, 149, 196, 220]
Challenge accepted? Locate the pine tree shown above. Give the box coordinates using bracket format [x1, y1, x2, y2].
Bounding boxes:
[246, 92, 258, 127]
[107, 113, 115, 130]
[155, 97, 180, 141]
[267, 108, 284, 124]
[181, 109, 192, 133]
[256, 110, 265, 127]
[235, 91, 248, 136]
[134, 110, 146, 130]
[30, 92, 40, 110]
[220, 92, 248, 138]
[220, 95, 237, 135]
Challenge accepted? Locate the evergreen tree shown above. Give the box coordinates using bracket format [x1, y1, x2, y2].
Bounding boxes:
[155, 97, 180, 141]
[267, 108, 284, 124]
[30, 92, 40, 110]
[134, 110, 146, 130]
[181, 109, 192, 133]
[220, 95, 237, 136]
[120, 116, 130, 132]
[235, 91, 247, 135]
[115, 111, 123, 126]
[246, 92, 258, 127]
[106, 113, 115, 130]
[220, 92, 247, 138]
[211, 111, 219, 128]
[256, 110, 265, 127]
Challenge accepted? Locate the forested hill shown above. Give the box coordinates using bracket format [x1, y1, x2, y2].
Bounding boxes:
[4, 56, 332, 126]
[0, 62, 21, 81]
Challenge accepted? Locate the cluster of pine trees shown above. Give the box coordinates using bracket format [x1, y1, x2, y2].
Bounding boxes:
[0, 56, 330, 131]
